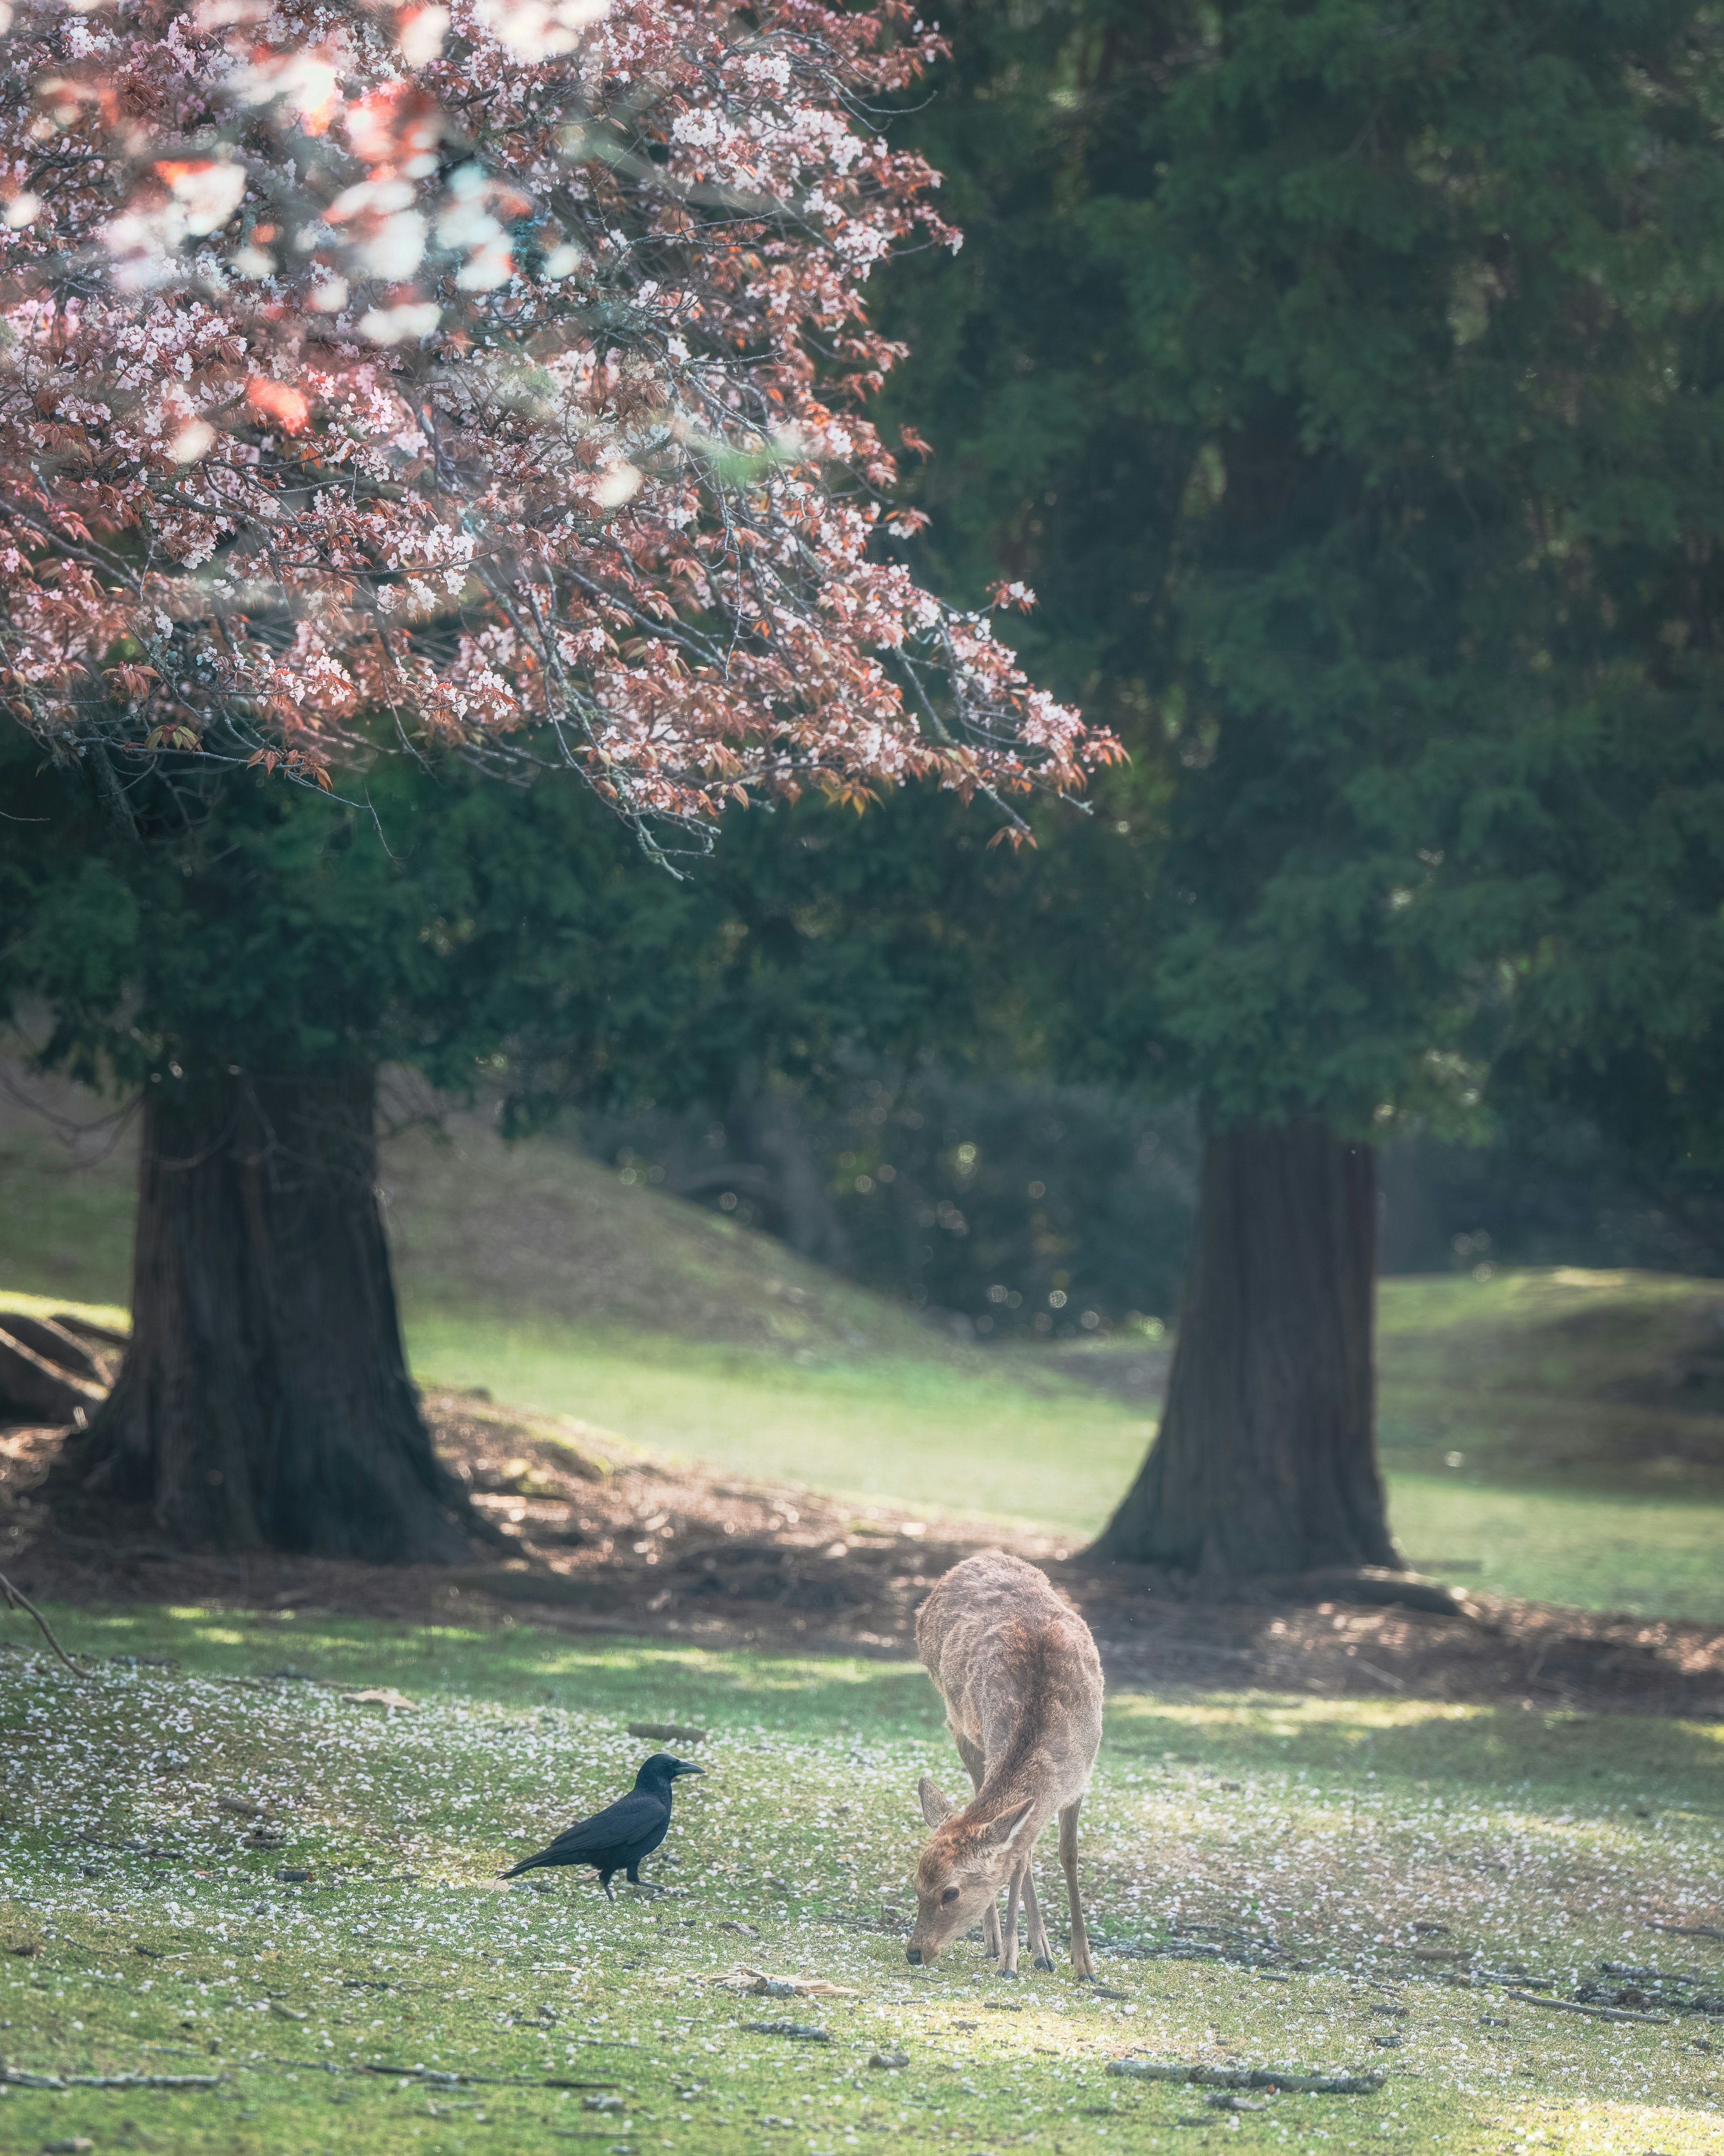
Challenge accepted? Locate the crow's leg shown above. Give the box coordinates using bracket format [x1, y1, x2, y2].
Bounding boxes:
[601, 1872, 615, 1903]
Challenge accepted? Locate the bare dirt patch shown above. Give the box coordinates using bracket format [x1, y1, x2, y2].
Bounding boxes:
[2, 1384, 1719, 1720]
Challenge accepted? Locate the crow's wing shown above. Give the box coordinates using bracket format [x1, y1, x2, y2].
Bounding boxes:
[508, 1788, 669, 1873]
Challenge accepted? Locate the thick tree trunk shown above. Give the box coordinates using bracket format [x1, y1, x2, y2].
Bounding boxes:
[1093, 1119, 1399, 1578]
[57, 1067, 473, 1561]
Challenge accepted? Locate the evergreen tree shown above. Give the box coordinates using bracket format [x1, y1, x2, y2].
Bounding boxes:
[877, 0, 1724, 1574]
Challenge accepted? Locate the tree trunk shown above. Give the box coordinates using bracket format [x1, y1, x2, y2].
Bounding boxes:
[725, 1082, 852, 1272]
[57, 1067, 474, 1561]
[1093, 1119, 1399, 1578]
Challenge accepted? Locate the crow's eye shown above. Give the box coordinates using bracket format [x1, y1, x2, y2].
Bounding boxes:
[941, 1886, 960, 1905]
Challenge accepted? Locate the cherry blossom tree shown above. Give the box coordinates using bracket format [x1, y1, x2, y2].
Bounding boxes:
[0, 0, 1098, 830]
[0, 0, 1113, 1557]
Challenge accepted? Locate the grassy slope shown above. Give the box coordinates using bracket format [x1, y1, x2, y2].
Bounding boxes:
[1373, 1271, 1724, 1621]
[5, 1069, 1724, 1617]
[0, 1608, 1720, 2156]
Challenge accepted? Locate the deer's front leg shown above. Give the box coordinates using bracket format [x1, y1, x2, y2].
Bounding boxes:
[998, 1861, 1024, 1977]
[1021, 1862, 1054, 1971]
[954, 1731, 1001, 1960]
[1058, 1798, 1096, 1982]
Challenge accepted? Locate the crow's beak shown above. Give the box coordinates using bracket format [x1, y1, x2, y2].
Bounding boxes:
[676, 1762, 704, 1776]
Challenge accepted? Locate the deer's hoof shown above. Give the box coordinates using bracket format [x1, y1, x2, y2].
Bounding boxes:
[1034, 1955, 1055, 1972]
[1075, 1971, 1098, 1984]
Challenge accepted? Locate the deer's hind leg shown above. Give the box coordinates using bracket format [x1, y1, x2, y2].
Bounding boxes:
[1021, 1858, 1055, 1971]
[1058, 1798, 1097, 1982]
[953, 1730, 1002, 1962]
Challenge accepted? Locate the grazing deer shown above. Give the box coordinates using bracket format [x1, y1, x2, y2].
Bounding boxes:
[906, 1549, 1103, 1980]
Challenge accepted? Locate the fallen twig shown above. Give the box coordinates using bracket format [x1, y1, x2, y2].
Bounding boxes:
[355, 2063, 616, 2088]
[739, 1967, 859, 1999]
[1501, 1990, 1671, 2025]
[1648, 1922, 1724, 1942]
[0, 1570, 87, 1679]
[741, 2020, 831, 2043]
[2, 2068, 221, 2090]
[1108, 2062, 1383, 2095]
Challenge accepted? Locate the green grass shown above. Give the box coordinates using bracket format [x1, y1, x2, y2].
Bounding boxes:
[1376, 1268, 1724, 1485]
[0, 1101, 134, 1308]
[2, 1608, 1721, 2156]
[1385, 1474, 1724, 1624]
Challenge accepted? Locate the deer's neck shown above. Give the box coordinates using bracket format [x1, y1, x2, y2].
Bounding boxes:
[972, 1712, 1053, 1821]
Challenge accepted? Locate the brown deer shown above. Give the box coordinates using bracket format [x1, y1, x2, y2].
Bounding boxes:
[906, 1549, 1103, 1980]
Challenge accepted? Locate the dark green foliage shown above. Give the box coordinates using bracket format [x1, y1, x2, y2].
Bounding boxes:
[0, 719, 704, 1110]
[588, 1074, 1201, 1329]
[0, 720, 1033, 1139]
[876, 0, 1724, 1137]
[624, 783, 1036, 1112]
[1380, 1115, 1724, 1277]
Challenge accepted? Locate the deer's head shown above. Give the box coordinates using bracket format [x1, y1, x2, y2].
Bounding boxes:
[904, 1774, 1035, 1966]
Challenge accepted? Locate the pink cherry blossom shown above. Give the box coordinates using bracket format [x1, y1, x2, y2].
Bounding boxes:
[0, 0, 1118, 841]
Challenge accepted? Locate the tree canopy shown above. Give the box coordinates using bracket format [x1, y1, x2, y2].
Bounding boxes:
[878, 0, 1724, 1142]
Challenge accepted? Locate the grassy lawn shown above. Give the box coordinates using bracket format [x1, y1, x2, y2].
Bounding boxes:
[1, 1609, 1720, 2156]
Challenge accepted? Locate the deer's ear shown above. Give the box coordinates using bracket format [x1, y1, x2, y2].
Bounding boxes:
[981, 1799, 1035, 1850]
[918, 1774, 956, 1827]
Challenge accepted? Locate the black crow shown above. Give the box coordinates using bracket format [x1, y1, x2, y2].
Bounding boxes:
[501, 1754, 703, 1899]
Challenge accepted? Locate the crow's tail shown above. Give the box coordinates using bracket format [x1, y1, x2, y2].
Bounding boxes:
[501, 1849, 552, 1879]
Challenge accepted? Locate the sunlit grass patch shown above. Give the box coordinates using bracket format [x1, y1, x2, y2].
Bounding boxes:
[405, 1308, 1150, 1537]
[0, 1286, 132, 1335]
[1385, 1473, 1724, 1623]
[0, 1609, 1720, 2154]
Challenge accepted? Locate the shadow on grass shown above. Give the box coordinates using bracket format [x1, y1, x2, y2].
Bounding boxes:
[33, 1600, 1724, 1816]
[38, 1600, 944, 1728]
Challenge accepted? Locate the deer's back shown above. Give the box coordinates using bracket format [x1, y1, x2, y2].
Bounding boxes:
[917, 1551, 1102, 1801]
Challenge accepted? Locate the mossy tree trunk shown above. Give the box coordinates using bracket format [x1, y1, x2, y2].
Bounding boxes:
[1094, 1120, 1399, 1579]
[59, 1067, 474, 1561]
